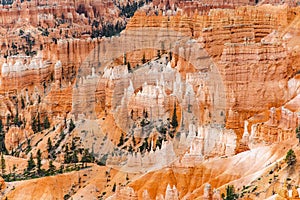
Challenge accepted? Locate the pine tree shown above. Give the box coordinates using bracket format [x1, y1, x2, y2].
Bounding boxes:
[69, 119, 75, 132]
[156, 137, 163, 150]
[37, 149, 42, 174]
[26, 138, 31, 154]
[1, 153, 5, 175]
[0, 119, 3, 133]
[27, 153, 35, 172]
[64, 145, 71, 164]
[12, 164, 16, 181]
[6, 114, 10, 127]
[81, 149, 94, 168]
[132, 135, 136, 146]
[44, 116, 50, 129]
[169, 51, 172, 61]
[127, 62, 131, 72]
[64, 153, 70, 164]
[48, 160, 56, 175]
[32, 117, 37, 133]
[130, 109, 133, 119]
[59, 164, 64, 174]
[0, 120, 7, 154]
[285, 149, 297, 166]
[157, 50, 161, 58]
[128, 144, 133, 153]
[21, 96, 25, 109]
[71, 139, 76, 151]
[142, 53, 146, 64]
[123, 53, 127, 65]
[221, 185, 238, 200]
[112, 182, 116, 192]
[14, 110, 19, 127]
[171, 103, 178, 128]
[47, 138, 53, 156]
[81, 150, 88, 167]
[37, 113, 41, 132]
[117, 133, 124, 147]
[71, 150, 78, 163]
[139, 138, 148, 152]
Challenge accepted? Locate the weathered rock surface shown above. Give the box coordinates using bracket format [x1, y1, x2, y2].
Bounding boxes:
[0, 2, 300, 200]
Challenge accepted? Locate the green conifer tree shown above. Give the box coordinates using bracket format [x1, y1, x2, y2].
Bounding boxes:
[48, 160, 56, 175]
[171, 103, 178, 128]
[37, 149, 42, 175]
[285, 149, 297, 166]
[27, 153, 36, 172]
[44, 116, 50, 129]
[1, 153, 5, 175]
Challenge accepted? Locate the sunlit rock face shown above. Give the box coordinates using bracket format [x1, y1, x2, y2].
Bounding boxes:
[68, 4, 300, 173]
[245, 77, 300, 147]
[179, 124, 236, 166]
[2, 1, 300, 200]
[121, 5, 300, 140]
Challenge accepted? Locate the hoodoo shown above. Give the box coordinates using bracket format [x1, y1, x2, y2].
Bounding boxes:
[0, 0, 299, 200]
